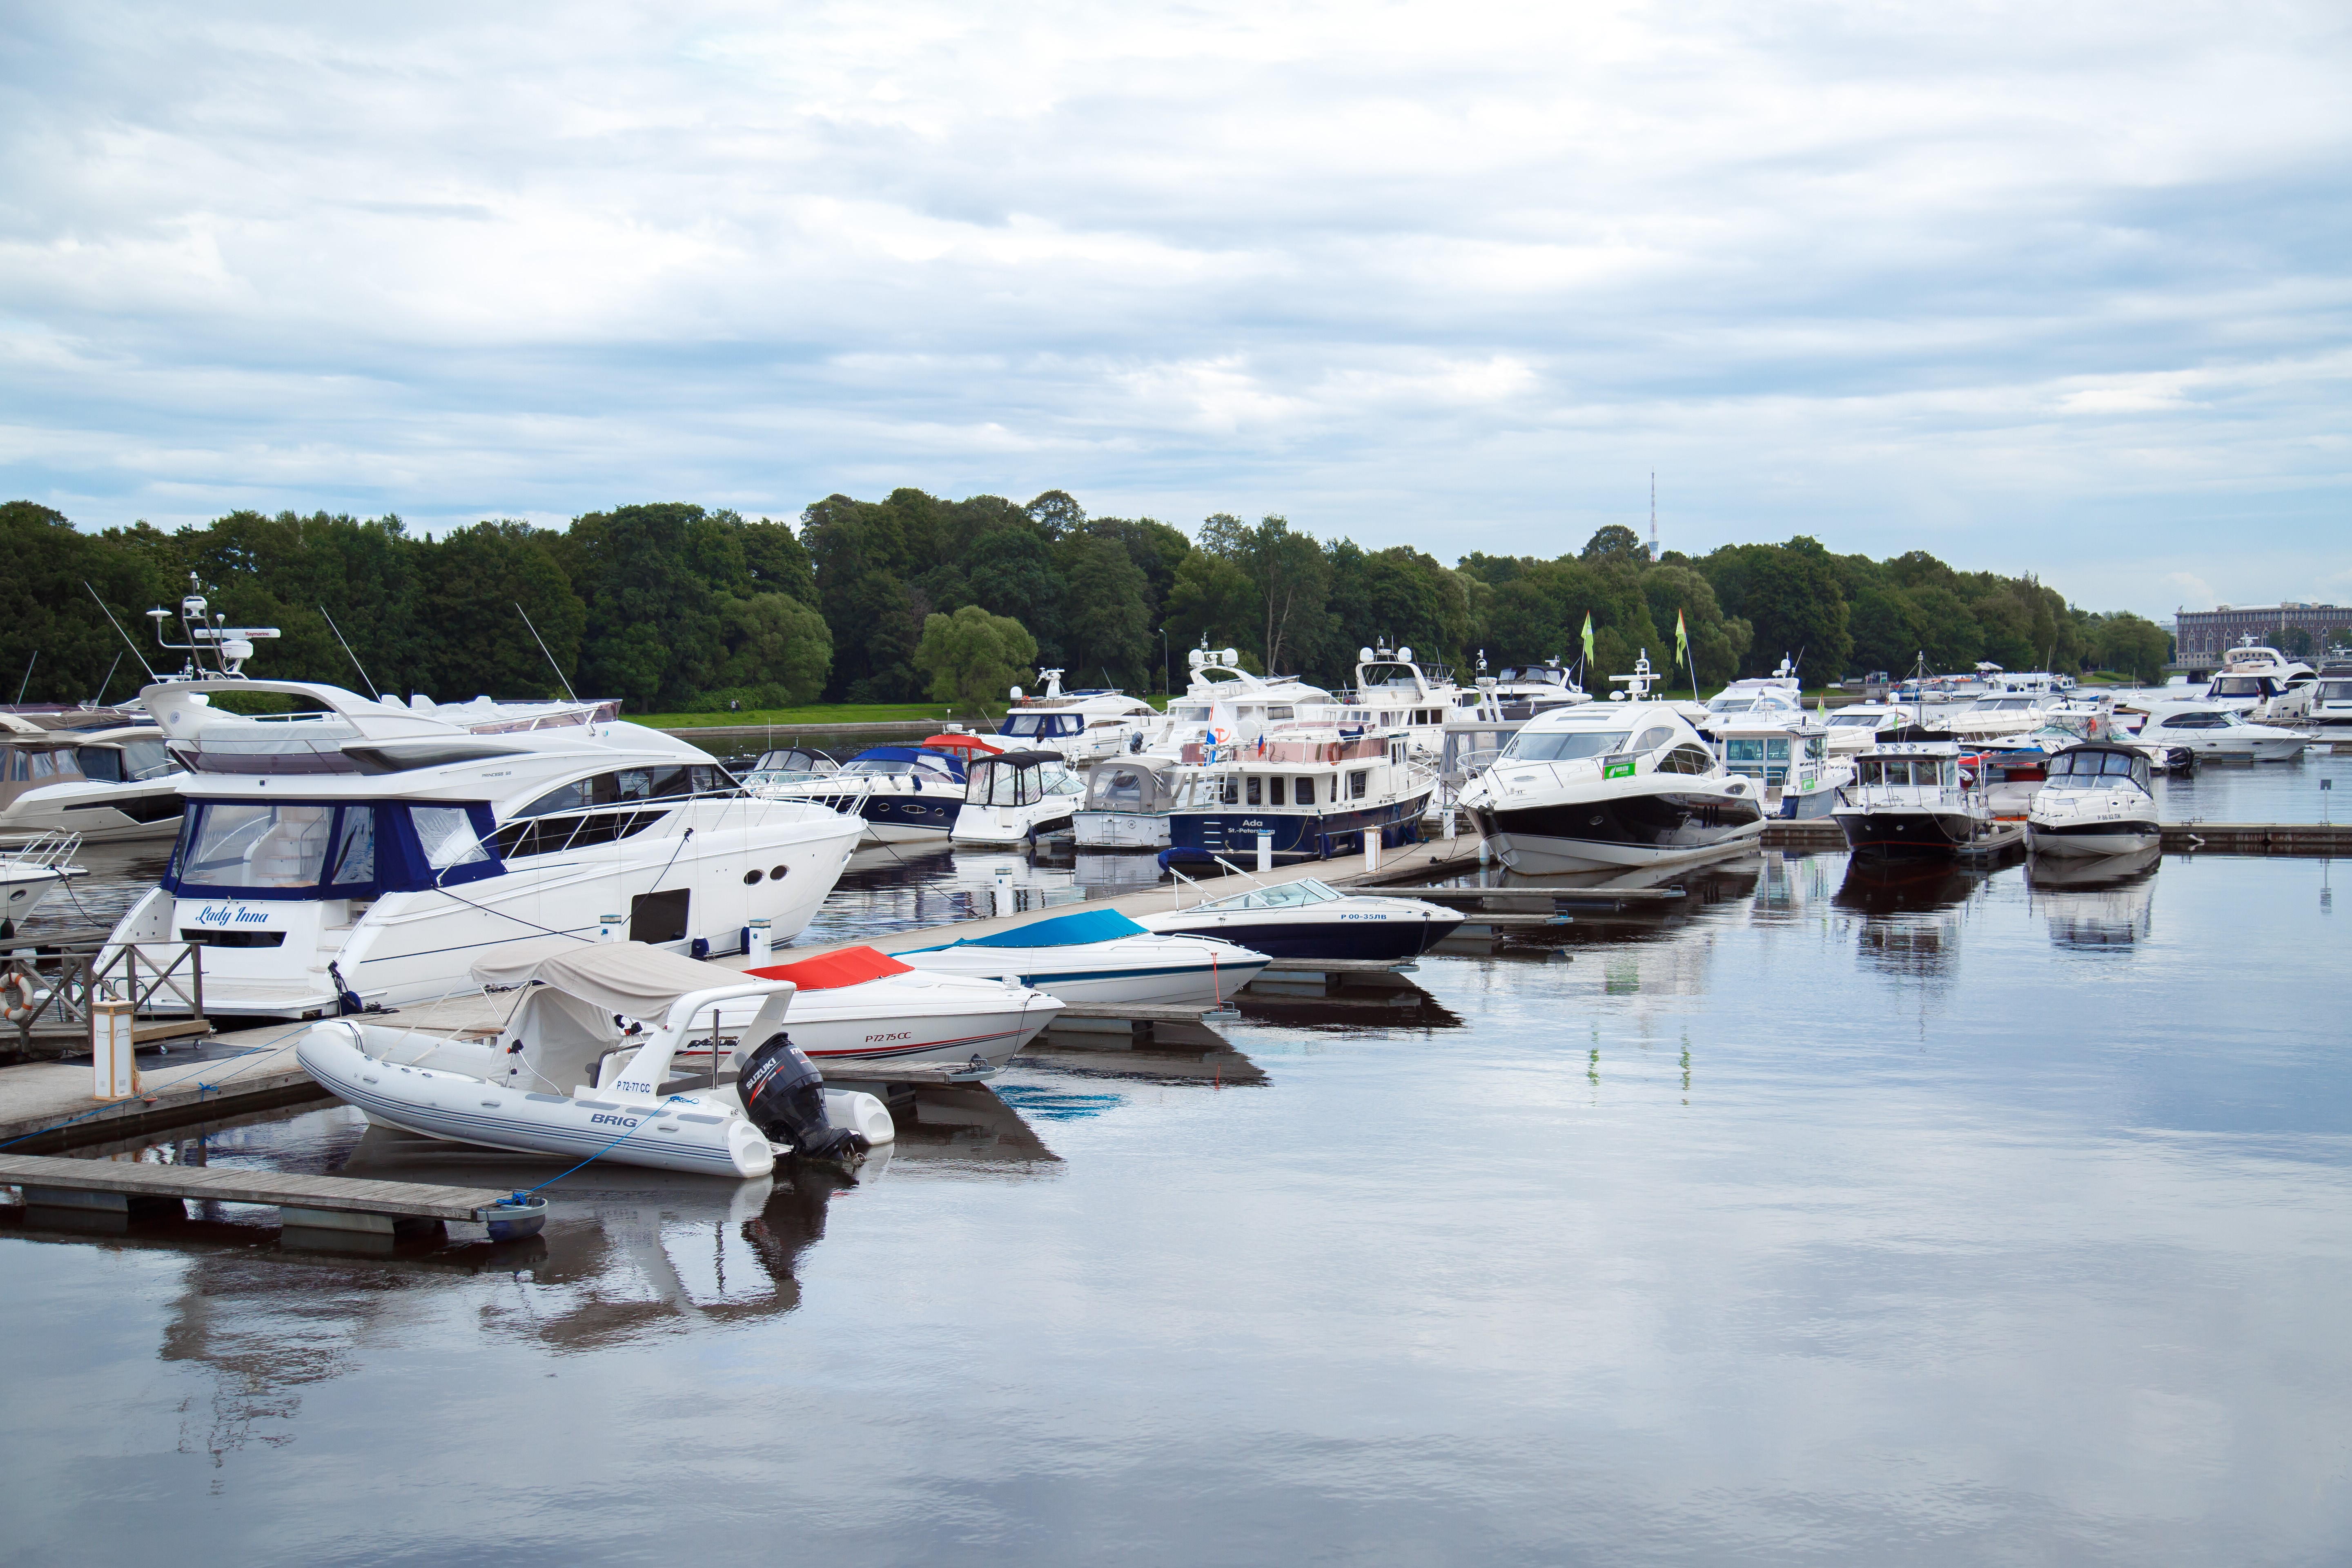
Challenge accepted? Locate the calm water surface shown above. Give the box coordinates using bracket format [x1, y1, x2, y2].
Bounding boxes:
[7, 845, 2352, 1564]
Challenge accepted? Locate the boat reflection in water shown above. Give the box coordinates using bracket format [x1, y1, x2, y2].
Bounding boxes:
[1832, 855, 1986, 978]
[2025, 845, 2162, 950]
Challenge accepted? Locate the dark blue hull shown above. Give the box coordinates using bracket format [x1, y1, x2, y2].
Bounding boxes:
[1144, 915, 1463, 960]
[802, 789, 962, 838]
[1167, 791, 1431, 861]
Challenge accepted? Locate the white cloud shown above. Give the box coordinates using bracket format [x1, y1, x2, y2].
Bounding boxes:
[1, 0, 2349, 609]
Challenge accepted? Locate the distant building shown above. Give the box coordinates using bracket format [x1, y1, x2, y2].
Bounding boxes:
[2171, 601, 2352, 672]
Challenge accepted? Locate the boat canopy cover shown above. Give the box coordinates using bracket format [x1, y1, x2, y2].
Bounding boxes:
[969, 749, 1066, 769]
[924, 907, 1148, 949]
[921, 732, 1002, 754]
[746, 946, 913, 989]
[471, 938, 789, 1018]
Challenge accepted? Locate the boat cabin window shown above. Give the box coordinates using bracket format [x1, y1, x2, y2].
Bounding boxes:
[1348, 770, 1368, 800]
[1860, 757, 1956, 788]
[1295, 777, 1315, 806]
[514, 766, 731, 817]
[1709, 699, 1754, 713]
[165, 798, 500, 898]
[1659, 745, 1715, 775]
[75, 747, 124, 783]
[1173, 705, 1212, 723]
[970, 759, 1052, 806]
[2208, 677, 2272, 697]
[26, 751, 66, 779]
[2319, 682, 2352, 702]
[1500, 728, 1630, 763]
[1001, 713, 1082, 738]
[1221, 777, 1241, 806]
[1268, 776, 1286, 806]
[1633, 726, 1677, 752]
[1267, 706, 1294, 721]
[1246, 777, 1262, 806]
[2156, 712, 2227, 730]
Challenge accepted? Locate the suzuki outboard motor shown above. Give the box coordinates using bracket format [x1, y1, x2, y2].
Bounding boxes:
[737, 1033, 871, 1165]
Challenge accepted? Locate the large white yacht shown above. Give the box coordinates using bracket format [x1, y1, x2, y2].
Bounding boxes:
[103, 677, 866, 1018]
[1467, 656, 1589, 719]
[0, 723, 183, 843]
[1166, 719, 1435, 863]
[1698, 658, 1807, 725]
[1456, 673, 1766, 873]
[747, 741, 974, 844]
[991, 670, 1158, 763]
[2131, 703, 2308, 761]
[2203, 639, 2318, 724]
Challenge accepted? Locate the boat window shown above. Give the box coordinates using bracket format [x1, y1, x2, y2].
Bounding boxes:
[1764, 739, 1789, 760]
[1246, 777, 1262, 806]
[2209, 677, 2268, 697]
[1348, 770, 1368, 800]
[183, 802, 334, 887]
[413, 804, 490, 869]
[1, 751, 20, 781]
[1633, 726, 1676, 752]
[493, 809, 664, 859]
[1222, 777, 1239, 806]
[27, 751, 64, 778]
[1268, 776, 1286, 806]
[1828, 713, 1876, 726]
[1174, 705, 1211, 722]
[327, 806, 376, 885]
[1726, 739, 1764, 764]
[2100, 752, 2135, 776]
[1710, 699, 1754, 713]
[2320, 682, 2352, 702]
[1267, 706, 1294, 721]
[1500, 729, 1630, 763]
[1866, 760, 1911, 786]
[122, 739, 172, 778]
[1296, 777, 1315, 806]
[76, 747, 125, 783]
[1660, 745, 1715, 775]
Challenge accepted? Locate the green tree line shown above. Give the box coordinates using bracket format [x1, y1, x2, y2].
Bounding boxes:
[0, 492, 2178, 711]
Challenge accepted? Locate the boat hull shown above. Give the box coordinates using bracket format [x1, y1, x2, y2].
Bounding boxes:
[1168, 790, 1432, 862]
[896, 936, 1269, 1007]
[770, 976, 1066, 1068]
[1072, 810, 1171, 849]
[1140, 910, 1462, 960]
[1835, 807, 1984, 859]
[1468, 791, 1765, 875]
[2027, 820, 2161, 857]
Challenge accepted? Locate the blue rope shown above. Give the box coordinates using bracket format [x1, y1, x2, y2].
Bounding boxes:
[499, 1092, 695, 1207]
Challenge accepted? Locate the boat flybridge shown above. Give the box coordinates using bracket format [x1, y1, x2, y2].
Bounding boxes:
[1457, 655, 1766, 873]
[1313, 644, 1468, 755]
[995, 669, 1158, 763]
[1466, 653, 1589, 720]
[104, 676, 866, 1019]
[2203, 638, 2319, 724]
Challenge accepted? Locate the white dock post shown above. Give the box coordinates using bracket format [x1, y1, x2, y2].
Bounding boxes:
[93, 997, 137, 1101]
[993, 864, 1015, 919]
[1363, 831, 1380, 875]
[1443, 807, 1458, 842]
[1256, 831, 1274, 873]
[746, 918, 772, 964]
[599, 913, 623, 942]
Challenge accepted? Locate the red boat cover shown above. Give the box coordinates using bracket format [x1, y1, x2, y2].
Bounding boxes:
[747, 946, 913, 990]
[922, 732, 1002, 754]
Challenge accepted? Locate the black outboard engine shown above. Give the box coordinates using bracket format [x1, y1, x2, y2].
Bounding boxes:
[736, 1032, 871, 1165]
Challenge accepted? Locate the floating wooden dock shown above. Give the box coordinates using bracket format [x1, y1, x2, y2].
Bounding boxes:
[0, 1151, 546, 1238]
[2160, 822, 2352, 854]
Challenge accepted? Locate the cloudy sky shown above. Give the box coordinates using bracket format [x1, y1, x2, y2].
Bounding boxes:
[3, 0, 2346, 615]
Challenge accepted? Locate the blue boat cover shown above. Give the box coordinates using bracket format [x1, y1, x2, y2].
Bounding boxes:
[931, 908, 1149, 949]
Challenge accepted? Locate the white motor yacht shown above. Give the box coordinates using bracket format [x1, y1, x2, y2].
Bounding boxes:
[104, 677, 866, 1018]
[748, 740, 976, 843]
[0, 725, 183, 843]
[1136, 875, 1466, 960]
[893, 906, 1270, 1007]
[952, 749, 1086, 845]
[1820, 702, 1919, 754]
[1698, 658, 1808, 726]
[2203, 639, 2319, 724]
[1706, 717, 1851, 820]
[993, 670, 1158, 763]
[296, 938, 890, 1178]
[2027, 744, 2160, 858]
[1, 831, 88, 923]
[2313, 663, 2352, 733]
[1944, 691, 2057, 741]
[1166, 719, 1435, 864]
[1467, 657, 1590, 719]
[745, 944, 1064, 1068]
[1312, 644, 1469, 756]
[2132, 703, 2308, 762]
[1832, 741, 1993, 859]
[1457, 671, 1767, 873]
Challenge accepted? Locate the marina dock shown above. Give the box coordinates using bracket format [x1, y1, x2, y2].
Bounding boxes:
[0, 1151, 545, 1238]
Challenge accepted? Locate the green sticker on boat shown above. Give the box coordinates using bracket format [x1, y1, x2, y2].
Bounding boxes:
[1604, 761, 1637, 779]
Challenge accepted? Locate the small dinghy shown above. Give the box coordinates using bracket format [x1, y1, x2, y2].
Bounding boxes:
[743, 945, 1064, 1069]
[892, 907, 1269, 1007]
[296, 938, 891, 1179]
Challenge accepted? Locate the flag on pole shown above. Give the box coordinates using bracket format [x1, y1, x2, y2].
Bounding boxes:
[1581, 613, 1595, 669]
[1675, 609, 1691, 700]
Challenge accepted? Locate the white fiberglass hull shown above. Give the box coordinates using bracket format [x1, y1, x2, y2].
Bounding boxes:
[2027, 822, 2161, 857]
[1, 863, 76, 919]
[766, 972, 1065, 1067]
[896, 933, 1268, 1007]
[1071, 810, 1171, 849]
[952, 799, 1078, 846]
[0, 780, 185, 844]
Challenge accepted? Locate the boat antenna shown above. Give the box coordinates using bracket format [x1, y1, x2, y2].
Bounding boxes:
[514, 602, 579, 702]
[316, 604, 381, 699]
[13, 649, 34, 704]
[82, 582, 158, 682]
[93, 653, 123, 706]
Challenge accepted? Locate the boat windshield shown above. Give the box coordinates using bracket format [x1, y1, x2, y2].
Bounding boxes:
[1200, 879, 1341, 911]
[840, 755, 956, 777]
[1827, 713, 1882, 727]
[1500, 729, 1629, 763]
[2046, 751, 2147, 790]
[2321, 681, 2352, 703]
[2209, 677, 2271, 697]
[1859, 758, 1957, 787]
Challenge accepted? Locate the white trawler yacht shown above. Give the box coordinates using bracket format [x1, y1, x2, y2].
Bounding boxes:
[1072, 649, 1333, 851]
[1457, 657, 1767, 873]
[104, 677, 864, 1018]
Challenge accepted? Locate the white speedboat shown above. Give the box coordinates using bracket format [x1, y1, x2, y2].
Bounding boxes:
[1136, 875, 1465, 960]
[951, 749, 1086, 845]
[993, 670, 1158, 763]
[1456, 669, 1767, 874]
[296, 938, 889, 1177]
[2132, 703, 2308, 761]
[105, 677, 866, 1018]
[0, 725, 185, 844]
[1, 831, 87, 922]
[2027, 744, 2160, 858]
[894, 906, 1270, 1007]
[745, 944, 1064, 1068]
[1832, 741, 1993, 859]
[1944, 692, 2056, 741]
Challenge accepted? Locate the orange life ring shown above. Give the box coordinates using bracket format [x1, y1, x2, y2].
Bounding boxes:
[0, 971, 37, 1025]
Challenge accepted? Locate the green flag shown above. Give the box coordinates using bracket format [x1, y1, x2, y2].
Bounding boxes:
[1581, 613, 1595, 670]
[1675, 609, 1691, 700]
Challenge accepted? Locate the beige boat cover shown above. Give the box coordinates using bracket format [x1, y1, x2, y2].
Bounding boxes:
[470, 937, 791, 1021]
